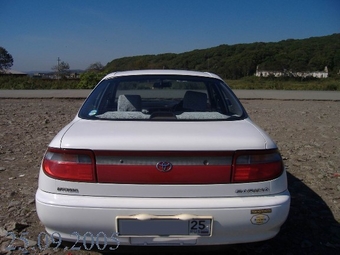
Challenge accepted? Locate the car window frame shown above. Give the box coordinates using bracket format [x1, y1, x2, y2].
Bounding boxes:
[78, 75, 248, 121]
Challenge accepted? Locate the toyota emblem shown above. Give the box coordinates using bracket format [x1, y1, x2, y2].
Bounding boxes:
[156, 162, 173, 172]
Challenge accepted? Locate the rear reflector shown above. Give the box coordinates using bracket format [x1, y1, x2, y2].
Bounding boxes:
[232, 150, 283, 183]
[42, 148, 96, 182]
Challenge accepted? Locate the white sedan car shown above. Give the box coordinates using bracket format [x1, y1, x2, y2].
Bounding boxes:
[36, 70, 290, 248]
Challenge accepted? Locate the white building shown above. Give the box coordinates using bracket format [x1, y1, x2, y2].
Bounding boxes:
[255, 66, 328, 78]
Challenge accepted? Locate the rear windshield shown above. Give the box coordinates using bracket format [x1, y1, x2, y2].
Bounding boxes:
[78, 75, 246, 121]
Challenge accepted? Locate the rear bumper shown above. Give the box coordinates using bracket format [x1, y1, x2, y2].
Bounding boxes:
[35, 189, 290, 246]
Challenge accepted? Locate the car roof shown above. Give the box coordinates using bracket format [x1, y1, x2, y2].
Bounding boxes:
[102, 69, 223, 81]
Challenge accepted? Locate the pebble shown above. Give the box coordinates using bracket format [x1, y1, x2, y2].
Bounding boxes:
[7, 207, 16, 213]
[0, 227, 7, 237]
[26, 239, 37, 248]
[7, 201, 21, 208]
[27, 199, 35, 204]
[3, 157, 15, 161]
[317, 174, 325, 179]
[4, 221, 29, 232]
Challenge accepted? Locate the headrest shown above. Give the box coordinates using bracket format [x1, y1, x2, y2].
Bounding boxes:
[183, 91, 207, 111]
[117, 95, 142, 111]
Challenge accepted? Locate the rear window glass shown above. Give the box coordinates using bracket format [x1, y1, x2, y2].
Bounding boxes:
[78, 75, 245, 121]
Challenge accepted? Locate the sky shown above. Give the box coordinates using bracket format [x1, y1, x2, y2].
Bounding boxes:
[1, 0, 339, 72]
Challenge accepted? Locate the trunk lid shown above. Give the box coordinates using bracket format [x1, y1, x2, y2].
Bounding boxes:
[58, 118, 273, 151]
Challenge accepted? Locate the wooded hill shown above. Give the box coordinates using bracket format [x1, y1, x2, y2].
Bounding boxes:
[105, 33, 340, 79]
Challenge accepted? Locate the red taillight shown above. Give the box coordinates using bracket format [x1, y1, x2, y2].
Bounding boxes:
[42, 148, 96, 182]
[232, 150, 283, 183]
[42, 148, 283, 184]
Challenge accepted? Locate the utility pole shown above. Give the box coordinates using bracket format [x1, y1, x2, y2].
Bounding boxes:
[57, 57, 60, 80]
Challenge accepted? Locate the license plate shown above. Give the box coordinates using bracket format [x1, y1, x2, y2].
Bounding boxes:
[117, 216, 212, 237]
[188, 219, 211, 236]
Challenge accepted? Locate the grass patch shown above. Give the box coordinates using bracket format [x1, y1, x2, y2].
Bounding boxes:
[226, 76, 340, 90]
[0, 75, 339, 90]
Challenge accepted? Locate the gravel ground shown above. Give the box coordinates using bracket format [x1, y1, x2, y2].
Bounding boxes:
[0, 98, 339, 255]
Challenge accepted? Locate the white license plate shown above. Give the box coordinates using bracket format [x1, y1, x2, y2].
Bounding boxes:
[117, 216, 212, 237]
[188, 219, 211, 236]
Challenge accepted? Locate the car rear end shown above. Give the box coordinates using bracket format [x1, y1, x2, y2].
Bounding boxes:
[36, 70, 290, 247]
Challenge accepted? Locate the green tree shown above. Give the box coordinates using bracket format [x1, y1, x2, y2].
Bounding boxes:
[87, 62, 104, 72]
[78, 71, 106, 89]
[103, 33, 340, 79]
[52, 60, 70, 78]
[0, 47, 14, 72]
